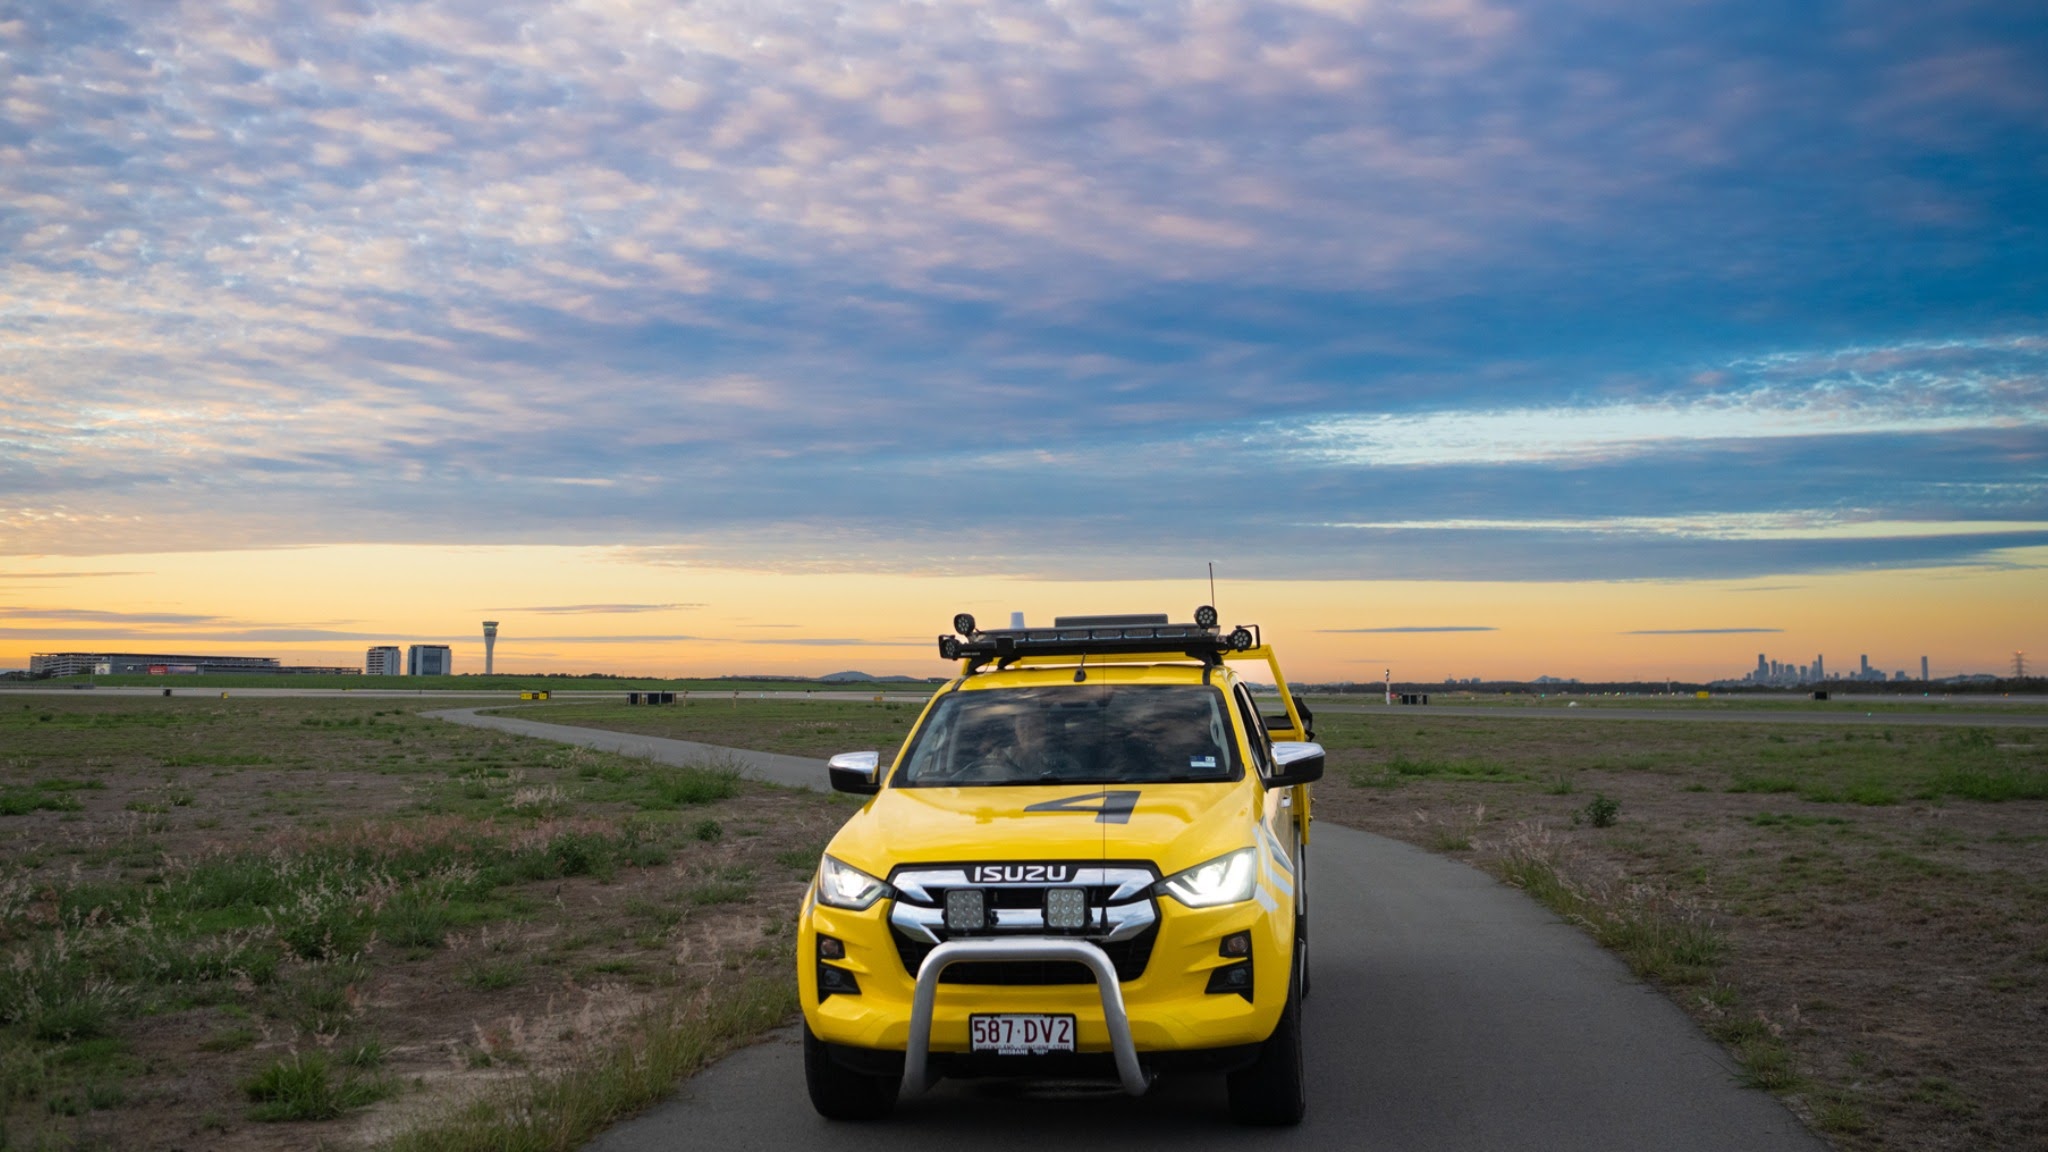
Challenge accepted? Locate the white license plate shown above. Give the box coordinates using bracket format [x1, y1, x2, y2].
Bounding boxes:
[969, 1013, 1076, 1055]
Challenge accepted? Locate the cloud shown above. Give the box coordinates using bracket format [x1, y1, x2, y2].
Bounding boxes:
[497, 604, 702, 615]
[1624, 628, 1784, 635]
[0, 1, 2042, 587]
[734, 638, 932, 647]
[0, 572, 147, 580]
[1319, 626, 1498, 634]
[0, 608, 222, 624]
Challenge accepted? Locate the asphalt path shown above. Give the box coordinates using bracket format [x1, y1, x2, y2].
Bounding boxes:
[434, 708, 1825, 1152]
[430, 705, 828, 788]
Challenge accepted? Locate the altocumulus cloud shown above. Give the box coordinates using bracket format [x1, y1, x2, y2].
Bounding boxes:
[0, 2, 2043, 580]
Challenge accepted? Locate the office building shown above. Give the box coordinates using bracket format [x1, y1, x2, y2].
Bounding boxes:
[408, 644, 453, 676]
[366, 646, 402, 676]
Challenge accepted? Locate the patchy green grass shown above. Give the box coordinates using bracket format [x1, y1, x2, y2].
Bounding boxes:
[382, 973, 794, 1152]
[0, 694, 854, 1150]
[1494, 824, 1725, 985]
[242, 1051, 392, 1121]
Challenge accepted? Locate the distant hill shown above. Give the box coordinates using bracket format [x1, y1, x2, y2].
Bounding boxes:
[819, 670, 923, 683]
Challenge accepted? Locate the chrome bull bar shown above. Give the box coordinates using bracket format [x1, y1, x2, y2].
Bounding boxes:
[902, 937, 1151, 1097]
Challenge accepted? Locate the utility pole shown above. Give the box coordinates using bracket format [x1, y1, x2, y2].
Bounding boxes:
[1384, 668, 1392, 706]
[2017, 651, 2029, 679]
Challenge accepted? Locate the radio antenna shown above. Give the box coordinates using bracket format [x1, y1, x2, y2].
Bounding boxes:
[1208, 561, 1217, 616]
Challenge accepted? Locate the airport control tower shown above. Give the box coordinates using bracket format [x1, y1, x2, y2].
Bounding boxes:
[482, 621, 499, 675]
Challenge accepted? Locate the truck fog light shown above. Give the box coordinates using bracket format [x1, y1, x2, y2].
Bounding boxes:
[817, 962, 861, 999]
[945, 888, 987, 932]
[817, 935, 845, 960]
[1045, 888, 1088, 929]
[1206, 959, 1254, 1002]
[1220, 931, 1251, 957]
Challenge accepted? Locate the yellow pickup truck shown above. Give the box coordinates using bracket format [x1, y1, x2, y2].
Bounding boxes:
[798, 609, 1323, 1124]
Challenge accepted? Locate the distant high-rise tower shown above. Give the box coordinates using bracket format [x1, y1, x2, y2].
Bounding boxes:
[1921, 655, 1929, 681]
[1815, 654, 1825, 682]
[365, 646, 401, 676]
[482, 621, 499, 676]
[1010, 611, 1026, 629]
[408, 644, 452, 676]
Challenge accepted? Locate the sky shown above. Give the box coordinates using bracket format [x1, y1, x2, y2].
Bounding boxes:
[1, 0, 2044, 682]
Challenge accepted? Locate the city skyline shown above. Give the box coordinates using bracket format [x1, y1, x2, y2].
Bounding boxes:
[2, 3, 2043, 669]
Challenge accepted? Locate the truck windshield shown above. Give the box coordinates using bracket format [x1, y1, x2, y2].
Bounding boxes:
[895, 683, 1241, 787]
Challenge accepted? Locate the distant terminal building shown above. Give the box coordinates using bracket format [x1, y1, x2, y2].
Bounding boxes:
[408, 644, 453, 676]
[27, 653, 360, 677]
[366, 646, 403, 676]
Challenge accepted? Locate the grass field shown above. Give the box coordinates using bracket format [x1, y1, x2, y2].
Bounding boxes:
[9, 691, 2042, 1151]
[0, 695, 858, 1151]
[537, 695, 2048, 1152]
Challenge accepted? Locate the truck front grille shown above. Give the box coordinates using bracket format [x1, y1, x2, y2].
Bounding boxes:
[893, 929, 1157, 985]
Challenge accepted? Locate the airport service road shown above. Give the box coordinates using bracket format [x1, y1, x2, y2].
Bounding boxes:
[434, 710, 1825, 1152]
[430, 706, 830, 788]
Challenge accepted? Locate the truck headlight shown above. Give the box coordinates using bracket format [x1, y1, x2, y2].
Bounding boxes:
[1156, 848, 1258, 908]
[817, 855, 892, 911]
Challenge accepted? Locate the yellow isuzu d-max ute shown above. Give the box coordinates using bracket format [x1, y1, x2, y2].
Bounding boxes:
[798, 609, 1323, 1124]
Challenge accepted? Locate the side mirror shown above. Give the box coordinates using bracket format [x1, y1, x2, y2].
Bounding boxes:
[828, 751, 882, 795]
[1266, 742, 1325, 788]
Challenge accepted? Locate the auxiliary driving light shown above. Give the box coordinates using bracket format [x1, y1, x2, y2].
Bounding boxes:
[1194, 604, 1219, 628]
[1206, 959, 1254, 1001]
[1220, 931, 1251, 957]
[1045, 887, 1089, 930]
[945, 888, 987, 932]
[939, 635, 961, 660]
[953, 613, 978, 636]
[817, 962, 862, 999]
[817, 935, 846, 960]
[1228, 627, 1255, 651]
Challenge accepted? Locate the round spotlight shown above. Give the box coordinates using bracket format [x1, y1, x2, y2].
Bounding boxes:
[938, 636, 961, 660]
[1194, 605, 1219, 628]
[1228, 627, 1255, 651]
[952, 613, 978, 636]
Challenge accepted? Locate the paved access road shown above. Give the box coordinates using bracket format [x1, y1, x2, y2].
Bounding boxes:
[437, 708, 1825, 1152]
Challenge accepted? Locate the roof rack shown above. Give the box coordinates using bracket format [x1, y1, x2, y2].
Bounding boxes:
[939, 607, 1259, 672]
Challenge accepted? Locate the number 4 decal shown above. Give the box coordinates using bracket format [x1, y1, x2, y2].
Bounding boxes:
[1023, 790, 1140, 824]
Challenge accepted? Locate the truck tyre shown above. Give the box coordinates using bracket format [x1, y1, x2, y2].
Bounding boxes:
[803, 1024, 898, 1120]
[1226, 959, 1306, 1125]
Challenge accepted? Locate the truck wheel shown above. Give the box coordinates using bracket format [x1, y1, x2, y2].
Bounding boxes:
[803, 1024, 898, 1121]
[1226, 960, 1306, 1125]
